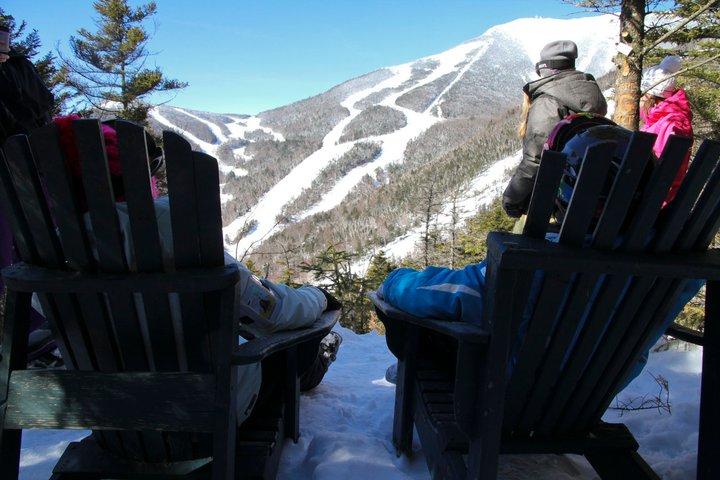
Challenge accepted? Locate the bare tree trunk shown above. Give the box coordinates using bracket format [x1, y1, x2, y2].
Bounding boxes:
[613, 0, 646, 130]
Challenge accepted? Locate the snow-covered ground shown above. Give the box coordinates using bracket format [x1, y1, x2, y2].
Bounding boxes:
[19, 329, 702, 479]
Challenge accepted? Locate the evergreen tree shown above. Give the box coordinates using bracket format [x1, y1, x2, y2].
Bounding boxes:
[301, 245, 373, 333]
[365, 251, 397, 290]
[62, 0, 187, 123]
[0, 8, 70, 114]
[458, 200, 515, 264]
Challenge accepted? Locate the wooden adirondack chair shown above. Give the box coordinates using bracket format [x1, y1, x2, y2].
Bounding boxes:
[0, 119, 339, 479]
[371, 133, 720, 479]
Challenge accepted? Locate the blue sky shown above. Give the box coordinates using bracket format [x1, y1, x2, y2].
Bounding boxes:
[6, 0, 597, 114]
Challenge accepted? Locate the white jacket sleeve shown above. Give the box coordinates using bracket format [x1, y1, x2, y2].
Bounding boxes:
[233, 254, 327, 337]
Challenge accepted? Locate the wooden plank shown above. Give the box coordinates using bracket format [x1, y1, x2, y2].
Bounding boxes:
[29, 124, 94, 270]
[392, 325, 418, 456]
[512, 136, 653, 432]
[369, 293, 489, 343]
[208, 286, 237, 480]
[4, 370, 216, 431]
[523, 150, 565, 239]
[665, 322, 704, 346]
[164, 132, 210, 372]
[3, 262, 239, 294]
[464, 260, 518, 479]
[585, 451, 660, 480]
[53, 438, 212, 477]
[537, 135, 692, 434]
[485, 233, 720, 280]
[698, 280, 720, 480]
[116, 120, 176, 372]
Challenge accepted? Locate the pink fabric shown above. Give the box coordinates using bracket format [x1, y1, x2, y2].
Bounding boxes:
[640, 89, 693, 205]
[53, 115, 161, 207]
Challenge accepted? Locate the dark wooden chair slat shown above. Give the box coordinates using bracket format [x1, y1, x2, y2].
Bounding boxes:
[537, 135, 693, 434]
[115, 120, 177, 373]
[523, 150, 565, 239]
[504, 142, 615, 429]
[561, 138, 720, 432]
[591, 132, 657, 248]
[2, 136, 64, 267]
[28, 125, 94, 270]
[510, 134, 655, 432]
[165, 132, 211, 371]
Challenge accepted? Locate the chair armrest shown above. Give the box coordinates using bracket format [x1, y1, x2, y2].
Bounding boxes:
[488, 231, 720, 280]
[232, 309, 340, 365]
[665, 322, 704, 346]
[368, 291, 489, 344]
[1, 262, 240, 294]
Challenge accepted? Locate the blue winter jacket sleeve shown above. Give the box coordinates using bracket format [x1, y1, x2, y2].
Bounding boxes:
[379, 262, 487, 325]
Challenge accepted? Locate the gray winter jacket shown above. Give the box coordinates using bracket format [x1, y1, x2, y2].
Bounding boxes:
[502, 70, 607, 217]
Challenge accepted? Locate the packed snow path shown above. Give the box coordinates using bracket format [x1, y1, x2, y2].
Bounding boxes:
[20, 329, 703, 479]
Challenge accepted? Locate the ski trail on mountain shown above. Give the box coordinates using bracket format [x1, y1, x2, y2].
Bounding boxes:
[426, 40, 491, 115]
[148, 108, 248, 178]
[301, 39, 492, 218]
[222, 69, 414, 254]
[174, 107, 229, 144]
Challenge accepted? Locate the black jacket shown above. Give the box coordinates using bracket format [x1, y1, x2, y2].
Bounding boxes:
[503, 70, 607, 217]
[0, 51, 54, 144]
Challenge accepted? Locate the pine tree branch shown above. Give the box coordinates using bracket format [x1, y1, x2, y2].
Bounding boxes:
[642, 0, 719, 56]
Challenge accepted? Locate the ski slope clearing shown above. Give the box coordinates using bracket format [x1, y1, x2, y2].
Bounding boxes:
[148, 108, 249, 178]
[19, 329, 703, 480]
[354, 150, 521, 273]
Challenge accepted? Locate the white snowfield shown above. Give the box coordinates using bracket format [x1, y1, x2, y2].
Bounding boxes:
[18, 329, 704, 480]
[148, 14, 619, 254]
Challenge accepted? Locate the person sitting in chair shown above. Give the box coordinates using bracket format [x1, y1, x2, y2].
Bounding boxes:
[49, 116, 342, 427]
[379, 119, 700, 388]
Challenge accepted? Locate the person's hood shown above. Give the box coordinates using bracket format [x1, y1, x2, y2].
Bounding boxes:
[525, 70, 606, 114]
[642, 89, 692, 130]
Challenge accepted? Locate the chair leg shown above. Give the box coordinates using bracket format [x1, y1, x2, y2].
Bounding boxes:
[0, 429, 22, 480]
[585, 450, 660, 480]
[0, 290, 31, 479]
[698, 280, 720, 480]
[393, 326, 419, 457]
[284, 345, 300, 443]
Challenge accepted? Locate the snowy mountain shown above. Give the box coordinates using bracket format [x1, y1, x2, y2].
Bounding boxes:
[147, 14, 619, 271]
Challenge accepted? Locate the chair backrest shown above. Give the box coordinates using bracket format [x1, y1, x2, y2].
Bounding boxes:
[0, 119, 226, 374]
[0, 119, 227, 461]
[499, 133, 720, 439]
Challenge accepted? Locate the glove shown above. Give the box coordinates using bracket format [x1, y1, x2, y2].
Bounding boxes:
[318, 287, 343, 311]
[502, 173, 534, 218]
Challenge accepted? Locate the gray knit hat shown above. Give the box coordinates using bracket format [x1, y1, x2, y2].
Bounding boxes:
[536, 40, 578, 74]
